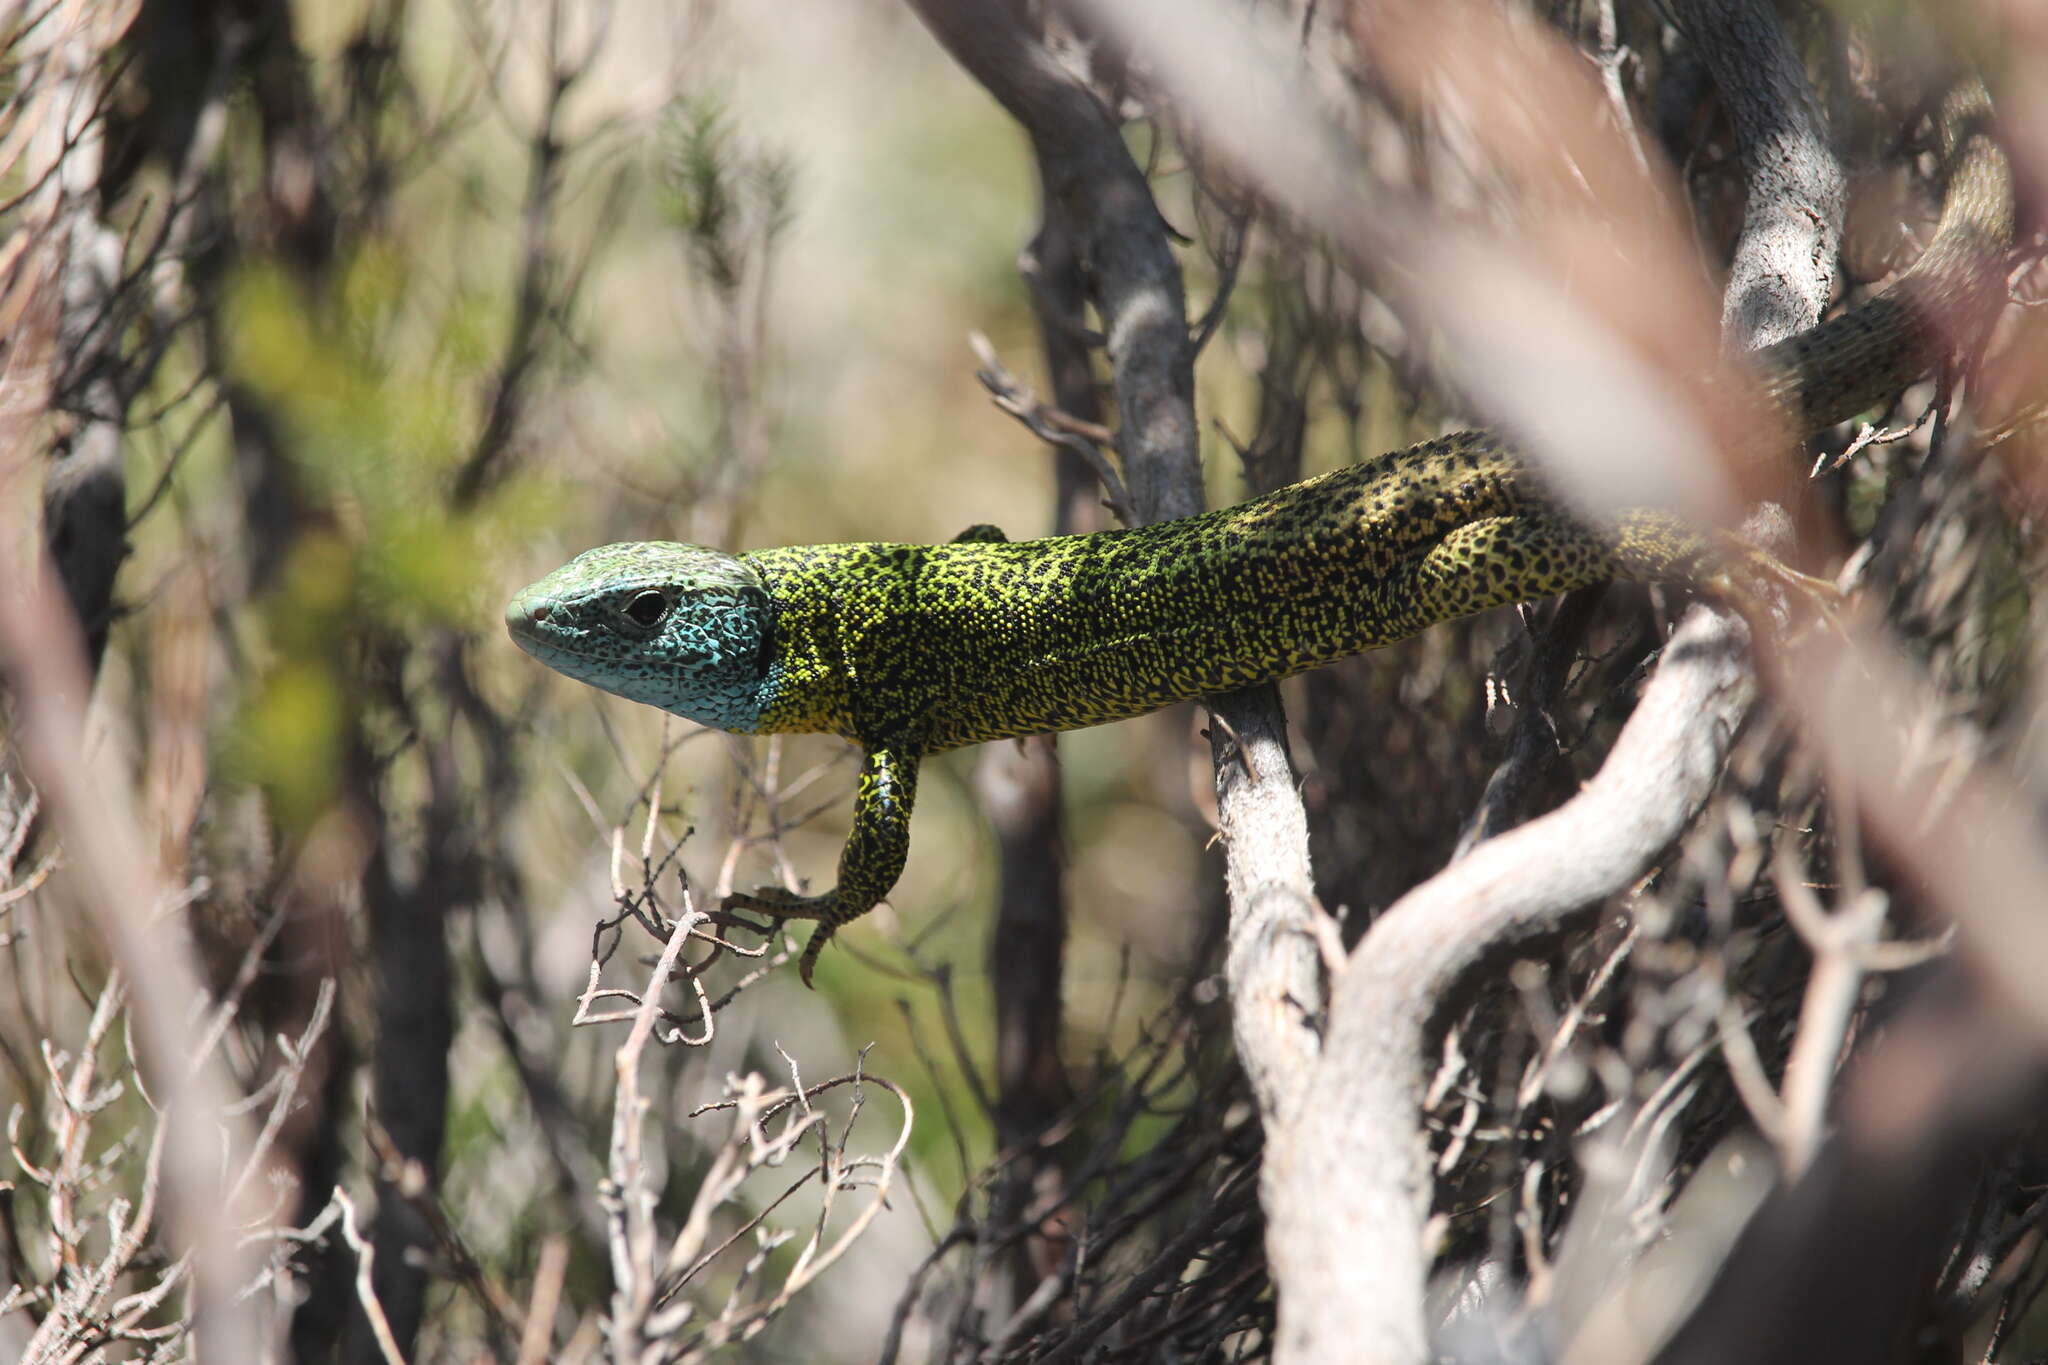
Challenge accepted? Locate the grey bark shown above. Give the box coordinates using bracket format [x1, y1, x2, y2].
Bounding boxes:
[1268, 608, 1755, 1362]
[1675, 0, 1846, 348]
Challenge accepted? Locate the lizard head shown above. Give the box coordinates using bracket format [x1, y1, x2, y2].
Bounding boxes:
[506, 542, 773, 733]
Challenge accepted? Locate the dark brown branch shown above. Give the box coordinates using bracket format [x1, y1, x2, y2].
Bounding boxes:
[904, 0, 1199, 516]
[908, 0, 1326, 1147]
[1452, 586, 1608, 857]
[976, 185, 1102, 1323]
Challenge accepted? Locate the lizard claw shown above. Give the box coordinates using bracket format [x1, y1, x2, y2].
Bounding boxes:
[723, 887, 841, 988]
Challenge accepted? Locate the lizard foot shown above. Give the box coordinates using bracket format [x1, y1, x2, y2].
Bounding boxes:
[723, 887, 841, 987]
[1705, 536, 1846, 635]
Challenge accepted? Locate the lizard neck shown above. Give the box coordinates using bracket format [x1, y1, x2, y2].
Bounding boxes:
[749, 548, 861, 740]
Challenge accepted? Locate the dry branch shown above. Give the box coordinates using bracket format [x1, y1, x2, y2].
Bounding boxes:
[1271, 606, 1753, 1360]
[1067, 0, 1861, 1359]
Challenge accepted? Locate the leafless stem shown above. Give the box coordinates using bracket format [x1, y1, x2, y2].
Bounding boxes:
[335, 1185, 410, 1365]
[970, 330, 1134, 524]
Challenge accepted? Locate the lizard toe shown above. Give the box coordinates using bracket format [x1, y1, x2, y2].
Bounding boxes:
[724, 887, 835, 922]
[799, 923, 837, 989]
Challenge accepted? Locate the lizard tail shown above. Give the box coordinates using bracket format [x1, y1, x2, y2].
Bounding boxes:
[1759, 79, 2014, 436]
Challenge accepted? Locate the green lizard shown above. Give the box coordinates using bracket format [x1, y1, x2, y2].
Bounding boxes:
[507, 84, 2010, 985]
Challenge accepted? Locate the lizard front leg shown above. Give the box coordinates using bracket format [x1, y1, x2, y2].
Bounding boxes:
[725, 743, 921, 987]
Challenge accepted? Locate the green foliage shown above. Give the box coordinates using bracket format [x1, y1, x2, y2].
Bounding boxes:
[656, 94, 796, 295]
[234, 533, 356, 831]
[220, 248, 550, 828]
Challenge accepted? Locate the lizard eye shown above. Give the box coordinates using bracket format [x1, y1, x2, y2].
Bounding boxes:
[622, 590, 670, 629]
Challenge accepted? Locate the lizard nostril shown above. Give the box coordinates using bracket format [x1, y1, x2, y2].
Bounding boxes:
[504, 587, 549, 638]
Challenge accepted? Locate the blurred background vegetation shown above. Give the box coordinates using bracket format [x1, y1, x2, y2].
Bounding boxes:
[4, 0, 2046, 1361]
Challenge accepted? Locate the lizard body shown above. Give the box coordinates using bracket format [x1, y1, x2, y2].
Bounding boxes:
[507, 84, 2011, 983]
